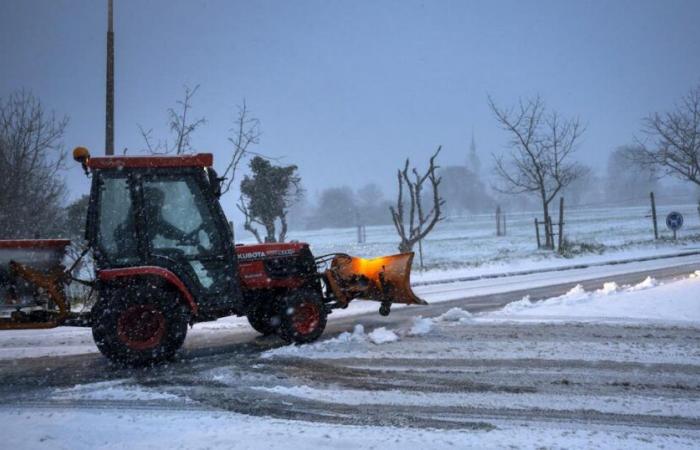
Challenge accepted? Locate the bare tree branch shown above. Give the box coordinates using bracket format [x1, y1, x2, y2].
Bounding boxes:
[139, 85, 206, 155]
[221, 99, 261, 195]
[630, 84, 700, 187]
[390, 146, 444, 253]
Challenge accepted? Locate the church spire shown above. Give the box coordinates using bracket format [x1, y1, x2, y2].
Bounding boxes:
[468, 129, 481, 176]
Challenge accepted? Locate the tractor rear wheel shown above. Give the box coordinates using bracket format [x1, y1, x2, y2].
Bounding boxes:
[246, 301, 280, 336]
[91, 281, 189, 366]
[277, 288, 327, 344]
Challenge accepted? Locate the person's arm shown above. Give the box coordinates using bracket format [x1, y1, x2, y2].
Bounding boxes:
[158, 218, 188, 242]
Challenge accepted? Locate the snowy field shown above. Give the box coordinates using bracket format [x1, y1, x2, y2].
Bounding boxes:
[2, 204, 700, 449]
[278, 203, 700, 272]
[2, 270, 699, 449]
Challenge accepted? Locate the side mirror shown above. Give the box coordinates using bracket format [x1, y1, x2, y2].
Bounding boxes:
[207, 168, 223, 198]
[72, 147, 91, 175]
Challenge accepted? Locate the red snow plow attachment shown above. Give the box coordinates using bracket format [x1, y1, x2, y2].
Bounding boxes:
[323, 252, 427, 307]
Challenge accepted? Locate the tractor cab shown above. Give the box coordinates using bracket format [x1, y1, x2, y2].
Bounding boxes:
[80, 151, 245, 320]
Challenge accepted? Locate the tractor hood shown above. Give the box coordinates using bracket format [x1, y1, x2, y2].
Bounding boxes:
[234, 242, 309, 261]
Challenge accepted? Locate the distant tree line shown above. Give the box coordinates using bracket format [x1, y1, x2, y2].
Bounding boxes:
[4, 81, 700, 249]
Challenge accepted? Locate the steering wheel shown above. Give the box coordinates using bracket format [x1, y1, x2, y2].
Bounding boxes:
[180, 223, 205, 246]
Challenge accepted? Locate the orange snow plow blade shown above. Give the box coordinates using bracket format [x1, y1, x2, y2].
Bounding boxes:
[324, 252, 427, 307]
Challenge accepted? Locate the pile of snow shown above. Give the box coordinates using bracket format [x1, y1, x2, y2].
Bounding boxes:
[486, 275, 700, 325]
[263, 324, 403, 359]
[435, 307, 473, 322]
[264, 312, 456, 359]
[407, 316, 433, 336]
[368, 327, 399, 344]
[627, 276, 658, 291]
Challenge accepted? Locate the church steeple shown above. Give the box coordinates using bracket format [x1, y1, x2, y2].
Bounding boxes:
[468, 130, 481, 176]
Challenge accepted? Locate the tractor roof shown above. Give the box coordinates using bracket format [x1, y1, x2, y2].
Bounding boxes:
[87, 153, 213, 170]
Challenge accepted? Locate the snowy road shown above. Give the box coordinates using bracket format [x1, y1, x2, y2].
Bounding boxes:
[0, 255, 699, 449]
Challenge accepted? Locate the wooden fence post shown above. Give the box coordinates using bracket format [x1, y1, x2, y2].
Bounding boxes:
[650, 192, 658, 240]
[496, 206, 500, 236]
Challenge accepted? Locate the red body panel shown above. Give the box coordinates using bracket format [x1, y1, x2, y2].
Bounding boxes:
[98, 266, 198, 314]
[88, 153, 213, 170]
[235, 242, 309, 290]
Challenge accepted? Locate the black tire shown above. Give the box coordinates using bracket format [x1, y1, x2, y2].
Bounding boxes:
[277, 288, 327, 344]
[91, 281, 189, 366]
[246, 301, 280, 336]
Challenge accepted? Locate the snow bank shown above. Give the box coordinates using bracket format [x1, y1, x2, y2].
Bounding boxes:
[487, 274, 700, 325]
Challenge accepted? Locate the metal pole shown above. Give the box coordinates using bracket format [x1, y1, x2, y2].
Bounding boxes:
[558, 197, 564, 252]
[650, 192, 658, 240]
[105, 0, 115, 155]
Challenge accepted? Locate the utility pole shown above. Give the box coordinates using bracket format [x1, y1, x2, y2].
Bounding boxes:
[105, 0, 115, 155]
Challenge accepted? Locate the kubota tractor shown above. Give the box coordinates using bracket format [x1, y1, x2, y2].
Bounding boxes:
[0, 148, 426, 365]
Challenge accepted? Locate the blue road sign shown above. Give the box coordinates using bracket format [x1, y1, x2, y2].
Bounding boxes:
[666, 211, 684, 231]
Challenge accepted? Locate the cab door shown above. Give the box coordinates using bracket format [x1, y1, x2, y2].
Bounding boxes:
[138, 171, 242, 314]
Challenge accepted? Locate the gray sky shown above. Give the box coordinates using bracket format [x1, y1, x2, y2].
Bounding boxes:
[2, 0, 700, 218]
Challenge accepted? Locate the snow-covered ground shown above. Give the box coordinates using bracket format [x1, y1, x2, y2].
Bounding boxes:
[5, 407, 697, 450]
[3, 270, 699, 449]
[263, 271, 700, 361]
[282, 203, 700, 271]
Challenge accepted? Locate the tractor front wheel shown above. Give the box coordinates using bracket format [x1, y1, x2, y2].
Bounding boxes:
[246, 301, 280, 336]
[277, 289, 327, 344]
[92, 282, 189, 366]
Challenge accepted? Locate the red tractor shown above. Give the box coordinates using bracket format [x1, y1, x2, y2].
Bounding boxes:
[0, 149, 425, 365]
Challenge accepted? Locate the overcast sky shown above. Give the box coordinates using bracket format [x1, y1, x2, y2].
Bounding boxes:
[2, 0, 700, 218]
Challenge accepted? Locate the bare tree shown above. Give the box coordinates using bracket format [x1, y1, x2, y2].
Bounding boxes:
[489, 95, 585, 248]
[139, 85, 206, 155]
[0, 91, 68, 238]
[631, 84, 700, 187]
[220, 100, 261, 195]
[390, 146, 445, 253]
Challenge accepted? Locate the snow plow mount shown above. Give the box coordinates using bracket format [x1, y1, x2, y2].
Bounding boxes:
[322, 252, 427, 309]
